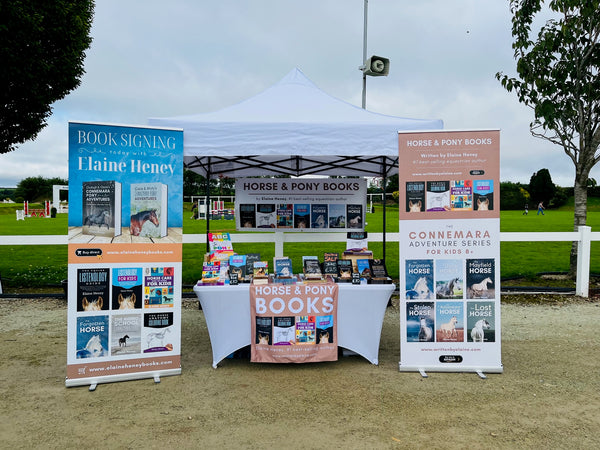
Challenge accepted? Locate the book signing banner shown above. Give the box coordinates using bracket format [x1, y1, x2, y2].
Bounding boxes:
[66, 122, 184, 388]
[235, 177, 366, 231]
[398, 129, 503, 375]
[250, 282, 338, 363]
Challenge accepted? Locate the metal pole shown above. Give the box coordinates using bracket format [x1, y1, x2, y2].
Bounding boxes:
[362, 0, 368, 109]
[382, 158, 387, 262]
[205, 157, 211, 254]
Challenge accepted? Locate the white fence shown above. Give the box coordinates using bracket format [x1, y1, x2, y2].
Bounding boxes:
[0, 226, 597, 297]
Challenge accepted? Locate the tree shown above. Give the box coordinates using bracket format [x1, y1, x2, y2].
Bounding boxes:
[499, 181, 530, 210]
[0, 0, 94, 154]
[528, 168, 556, 206]
[496, 0, 600, 276]
[14, 176, 68, 202]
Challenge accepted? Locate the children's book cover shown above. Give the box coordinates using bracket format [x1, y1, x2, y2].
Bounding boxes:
[435, 302, 464, 342]
[111, 267, 143, 310]
[256, 316, 272, 345]
[130, 182, 168, 238]
[76, 315, 109, 359]
[473, 180, 494, 211]
[466, 301, 495, 343]
[406, 181, 425, 212]
[229, 254, 247, 282]
[144, 266, 175, 307]
[293, 204, 310, 229]
[316, 315, 334, 345]
[450, 180, 473, 211]
[435, 259, 463, 299]
[295, 316, 316, 344]
[239, 204, 256, 228]
[328, 204, 346, 228]
[256, 204, 276, 228]
[426, 181, 450, 211]
[466, 259, 495, 299]
[276, 204, 293, 228]
[143, 312, 175, 352]
[405, 259, 434, 300]
[110, 313, 142, 355]
[273, 316, 295, 345]
[82, 180, 122, 237]
[406, 302, 435, 342]
[311, 204, 328, 229]
[77, 268, 110, 312]
[346, 204, 363, 229]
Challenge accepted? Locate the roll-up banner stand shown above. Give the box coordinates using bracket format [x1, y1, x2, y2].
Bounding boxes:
[398, 130, 502, 377]
[66, 122, 184, 389]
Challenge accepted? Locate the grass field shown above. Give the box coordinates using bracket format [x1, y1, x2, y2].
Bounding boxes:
[0, 201, 598, 289]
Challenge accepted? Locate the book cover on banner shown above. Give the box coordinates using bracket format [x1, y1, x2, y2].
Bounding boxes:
[346, 204, 363, 229]
[130, 182, 168, 238]
[77, 268, 110, 312]
[311, 204, 328, 229]
[406, 181, 425, 213]
[328, 204, 346, 228]
[323, 252, 339, 276]
[273, 316, 295, 345]
[450, 180, 473, 211]
[293, 204, 310, 229]
[435, 302, 464, 342]
[426, 181, 450, 211]
[239, 204, 256, 228]
[111, 267, 143, 310]
[110, 314, 142, 355]
[406, 302, 435, 342]
[76, 315, 109, 359]
[435, 259, 464, 299]
[276, 204, 293, 228]
[256, 204, 276, 228]
[295, 316, 316, 344]
[256, 316, 272, 345]
[473, 180, 494, 211]
[316, 315, 334, 345]
[466, 301, 496, 342]
[405, 260, 434, 300]
[82, 180, 122, 237]
[466, 259, 495, 299]
[144, 267, 175, 307]
[143, 312, 175, 352]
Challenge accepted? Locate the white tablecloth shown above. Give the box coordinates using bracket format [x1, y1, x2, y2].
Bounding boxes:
[193, 282, 395, 368]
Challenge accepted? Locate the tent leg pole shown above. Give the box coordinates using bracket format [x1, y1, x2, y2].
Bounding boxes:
[206, 158, 211, 254]
[382, 161, 387, 262]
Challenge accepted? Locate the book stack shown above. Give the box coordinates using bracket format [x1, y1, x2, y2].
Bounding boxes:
[369, 259, 392, 284]
[273, 257, 296, 284]
[303, 256, 324, 282]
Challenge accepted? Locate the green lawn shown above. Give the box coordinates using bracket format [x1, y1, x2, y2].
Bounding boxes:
[0, 202, 598, 288]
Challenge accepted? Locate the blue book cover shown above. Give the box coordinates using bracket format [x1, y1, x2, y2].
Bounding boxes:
[76, 315, 109, 359]
[111, 267, 143, 310]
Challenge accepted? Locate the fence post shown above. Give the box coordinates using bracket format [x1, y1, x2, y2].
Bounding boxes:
[576, 226, 591, 297]
[274, 231, 284, 258]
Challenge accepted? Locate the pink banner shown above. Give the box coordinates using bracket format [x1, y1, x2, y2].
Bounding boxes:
[250, 282, 338, 363]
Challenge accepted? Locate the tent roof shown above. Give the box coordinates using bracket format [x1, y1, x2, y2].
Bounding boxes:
[148, 68, 443, 178]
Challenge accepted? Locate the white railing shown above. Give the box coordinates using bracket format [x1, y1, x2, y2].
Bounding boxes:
[0, 226, 597, 297]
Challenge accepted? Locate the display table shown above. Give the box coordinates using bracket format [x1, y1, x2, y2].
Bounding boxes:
[193, 282, 395, 368]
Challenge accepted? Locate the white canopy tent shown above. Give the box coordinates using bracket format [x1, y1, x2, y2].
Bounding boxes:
[148, 68, 443, 179]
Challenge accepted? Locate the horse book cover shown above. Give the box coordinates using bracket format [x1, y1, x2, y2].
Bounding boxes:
[82, 180, 122, 237]
[111, 267, 143, 310]
[130, 182, 168, 238]
[110, 314, 142, 356]
[466, 258, 495, 299]
[405, 259, 434, 300]
[143, 312, 175, 353]
[405, 181, 425, 213]
[77, 268, 110, 312]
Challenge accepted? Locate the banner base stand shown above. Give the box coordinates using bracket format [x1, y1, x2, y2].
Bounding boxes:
[399, 363, 503, 376]
[66, 368, 181, 389]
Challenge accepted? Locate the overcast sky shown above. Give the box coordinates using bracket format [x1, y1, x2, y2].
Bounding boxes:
[2, 0, 597, 188]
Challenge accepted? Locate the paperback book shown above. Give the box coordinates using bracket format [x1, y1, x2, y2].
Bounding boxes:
[130, 182, 168, 238]
[82, 180, 122, 237]
[323, 252, 339, 277]
[337, 259, 353, 282]
[273, 257, 293, 278]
